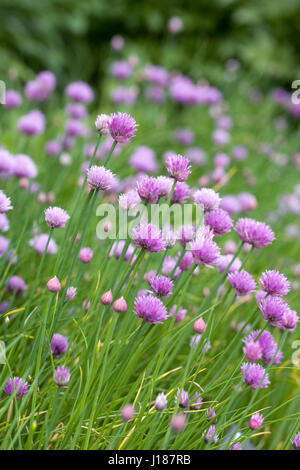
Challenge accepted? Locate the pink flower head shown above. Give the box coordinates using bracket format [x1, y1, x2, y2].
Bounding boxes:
[6, 275, 27, 295]
[157, 176, 173, 199]
[51, 334, 68, 357]
[134, 294, 168, 324]
[120, 403, 134, 421]
[205, 208, 233, 237]
[133, 223, 166, 253]
[178, 225, 195, 247]
[110, 60, 132, 80]
[137, 175, 160, 204]
[4, 89, 22, 109]
[238, 192, 257, 212]
[280, 309, 299, 332]
[175, 388, 189, 408]
[65, 81, 94, 103]
[241, 362, 270, 389]
[66, 286, 77, 302]
[13, 154, 37, 179]
[249, 412, 264, 430]
[259, 270, 290, 297]
[235, 218, 275, 249]
[204, 425, 219, 444]
[129, 146, 157, 174]
[29, 234, 58, 255]
[228, 269, 256, 296]
[108, 112, 137, 143]
[47, 276, 61, 293]
[95, 114, 111, 135]
[87, 165, 115, 191]
[78, 247, 93, 264]
[53, 366, 70, 387]
[170, 413, 186, 432]
[155, 392, 167, 411]
[4, 377, 29, 398]
[292, 432, 300, 450]
[193, 188, 221, 212]
[45, 206, 70, 229]
[216, 254, 242, 274]
[113, 296, 128, 313]
[170, 305, 187, 323]
[259, 296, 289, 327]
[190, 236, 220, 267]
[171, 182, 190, 204]
[179, 252, 194, 271]
[0, 190, 13, 213]
[165, 154, 191, 182]
[150, 275, 173, 298]
[17, 110, 45, 135]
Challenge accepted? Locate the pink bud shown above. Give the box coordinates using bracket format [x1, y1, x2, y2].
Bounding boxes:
[37, 192, 47, 204]
[19, 178, 29, 190]
[193, 317, 206, 334]
[103, 221, 112, 233]
[113, 296, 127, 313]
[78, 247, 93, 263]
[82, 299, 91, 312]
[47, 276, 61, 293]
[120, 404, 134, 422]
[170, 413, 186, 432]
[101, 290, 113, 305]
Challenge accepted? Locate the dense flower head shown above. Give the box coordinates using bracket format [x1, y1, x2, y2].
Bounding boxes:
[144, 65, 169, 86]
[95, 113, 111, 134]
[47, 276, 61, 293]
[292, 432, 300, 450]
[150, 275, 173, 298]
[165, 154, 191, 182]
[216, 254, 242, 274]
[4, 377, 29, 398]
[17, 110, 45, 135]
[129, 146, 157, 173]
[0, 149, 14, 176]
[241, 362, 270, 389]
[13, 154, 37, 179]
[0, 213, 9, 232]
[121, 404, 134, 421]
[170, 305, 187, 323]
[134, 294, 168, 324]
[170, 413, 186, 432]
[132, 223, 166, 253]
[249, 412, 264, 430]
[53, 366, 70, 387]
[65, 81, 94, 103]
[175, 388, 189, 408]
[110, 60, 132, 80]
[66, 286, 77, 302]
[259, 296, 289, 327]
[4, 89, 22, 109]
[178, 225, 195, 247]
[193, 188, 221, 212]
[51, 334, 68, 358]
[119, 190, 141, 211]
[203, 425, 219, 444]
[137, 175, 160, 204]
[87, 165, 115, 191]
[65, 103, 87, 119]
[155, 392, 167, 411]
[228, 269, 256, 296]
[45, 206, 70, 229]
[179, 251, 194, 271]
[244, 330, 283, 365]
[190, 236, 220, 266]
[108, 112, 137, 143]
[280, 309, 299, 332]
[29, 233, 58, 255]
[235, 218, 275, 249]
[0, 190, 13, 213]
[6, 275, 27, 294]
[157, 176, 173, 199]
[78, 247, 93, 264]
[205, 208, 233, 236]
[259, 270, 290, 297]
[171, 182, 190, 204]
[221, 195, 241, 215]
[238, 192, 257, 212]
[0, 235, 9, 258]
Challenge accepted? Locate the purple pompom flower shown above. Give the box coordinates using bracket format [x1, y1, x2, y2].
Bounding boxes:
[193, 188, 221, 212]
[132, 223, 166, 253]
[45, 206, 70, 229]
[175, 388, 189, 408]
[179, 252, 194, 271]
[129, 146, 157, 174]
[0, 213, 9, 232]
[150, 275, 173, 298]
[205, 208, 233, 237]
[0, 235, 9, 257]
[243, 341, 262, 362]
[155, 392, 167, 411]
[259, 296, 289, 327]
[137, 175, 160, 204]
[292, 432, 300, 450]
[171, 182, 190, 205]
[241, 362, 270, 389]
[17, 110, 45, 136]
[87, 165, 115, 191]
[190, 236, 220, 267]
[228, 269, 256, 296]
[95, 114, 111, 134]
[66, 286, 77, 302]
[121, 403, 134, 421]
[6, 275, 27, 295]
[108, 112, 137, 143]
[280, 309, 299, 332]
[29, 234, 58, 255]
[178, 225, 195, 247]
[78, 247, 93, 264]
[170, 305, 187, 323]
[65, 81, 94, 103]
[14, 154, 38, 179]
[249, 412, 264, 430]
[51, 334, 68, 358]
[244, 330, 282, 366]
[134, 294, 168, 324]
[4, 89, 22, 109]
[0, 190, 13, 213]
[4, 377, 29, 398]
[235, 218, 275, 249]
[157, 176, 173, 199]
[259, 270, 290, 297]
[216, 254, 242, 274]
[165, 154, 191, 182]
[53, 366, 70, 387]
[170, 413, 186, 432]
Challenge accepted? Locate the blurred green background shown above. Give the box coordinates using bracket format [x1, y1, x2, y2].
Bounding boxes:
[0, 0, 300, 90]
